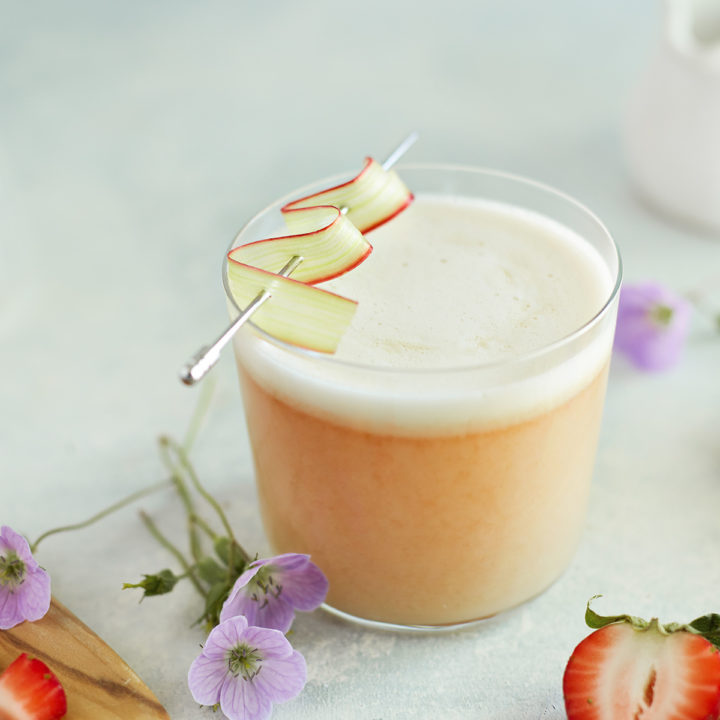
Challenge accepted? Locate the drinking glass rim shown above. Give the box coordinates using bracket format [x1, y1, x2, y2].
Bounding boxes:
[222, 162, 623, 376]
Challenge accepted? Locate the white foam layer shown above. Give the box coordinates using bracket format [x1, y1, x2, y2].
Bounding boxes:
[233, 194, 618, 435]
[323, 195, 612, 367]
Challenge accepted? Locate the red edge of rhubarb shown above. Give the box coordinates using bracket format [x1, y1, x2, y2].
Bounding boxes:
[310, 244, 373, 284]
[227, 203, 373, 285]
[239, 205, 342, 247]
[226, 259, 363, 302]
[280, 157, 376, 212]
[360, 193, 415, 234]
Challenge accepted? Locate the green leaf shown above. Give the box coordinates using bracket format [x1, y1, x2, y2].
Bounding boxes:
[214, 536, 231, 564]
[197, 557, 227, 586]
[123, 569, 180, 599]
[584, 595, 649, 631]
[214, 537, 248, 575]
[198, 580, 232, 629]
[688, 614, 720, 649]
[583, 597, 720, 642]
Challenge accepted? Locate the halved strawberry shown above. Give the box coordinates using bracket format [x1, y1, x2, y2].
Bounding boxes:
[0, 653, 67, 720]
[563, 598, 720, 720]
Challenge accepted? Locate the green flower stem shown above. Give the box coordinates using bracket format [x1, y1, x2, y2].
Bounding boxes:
[191, 513, 218, 541]
[139, 510, 205, 597]
[158, 436, 203, 564]
[31, 480, 173, 554]
[163, 438, 251, 581]
[169, 438, 250, 565]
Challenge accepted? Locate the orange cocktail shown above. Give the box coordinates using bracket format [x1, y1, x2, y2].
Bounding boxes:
[225, 166, 621, 628]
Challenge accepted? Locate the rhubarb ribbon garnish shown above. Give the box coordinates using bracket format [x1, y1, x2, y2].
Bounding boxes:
[227, 157, 412, 353]
[282, 157, 413, 234]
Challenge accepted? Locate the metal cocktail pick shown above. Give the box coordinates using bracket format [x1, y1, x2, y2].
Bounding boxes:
[179, 132, 419, 386]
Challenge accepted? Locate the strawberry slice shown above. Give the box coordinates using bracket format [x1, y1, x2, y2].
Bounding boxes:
[0, 653, 67, 720]
[563, 598, 720, 720]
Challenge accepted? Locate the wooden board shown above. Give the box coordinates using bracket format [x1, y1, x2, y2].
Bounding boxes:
[0, 598, 169, 719]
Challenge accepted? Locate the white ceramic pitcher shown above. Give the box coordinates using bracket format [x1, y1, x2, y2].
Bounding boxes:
[625, 0, 720, 233]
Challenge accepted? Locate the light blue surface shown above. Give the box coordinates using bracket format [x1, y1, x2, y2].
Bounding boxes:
[2, 1, 720, 717]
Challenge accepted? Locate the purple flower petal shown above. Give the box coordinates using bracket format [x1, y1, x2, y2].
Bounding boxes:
[251, 554, 307, 572]
[220, 575, 295, 633]
[220, 588, 291, 632]
[188, 652, 229, 705]
[220, 674, 272, 720]
[266, 555, 328, 612]
[242, 626, 296, 660]
[0, 588, 26, 630]
[249, 597, 295, 634]
[188, 615, 307, 720]
[219, 566, 264, 624]
[0, 526, 51, 630]
[205, 614, 249, 657]
[0, 527, 37, 568]
[14, 565, 51, 622]
[219, 554, 328, 632]
[233, 564, 264, 590]
[253, 649, 306, 704]
[614, 282, 692, 371]
[229, 626, 306, 706]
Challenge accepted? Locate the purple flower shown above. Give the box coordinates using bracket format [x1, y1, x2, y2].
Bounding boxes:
[188, 614, 306, 720]
[220, 553, 328, 633]
[614, 282, 692, 371]
[0, 526, 51, 629]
